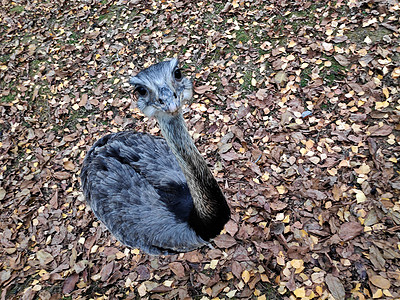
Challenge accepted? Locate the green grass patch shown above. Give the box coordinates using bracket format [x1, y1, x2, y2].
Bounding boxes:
[235, 29, 250, 44]
[241, 71, 255, 92]
[67, 32, 81, 44]
[300, 67, 312, 88]
[64, 107, 94, 130]
[1, 93, 16, 103]
[0, 54, 10, 63]
[323, 55, 347, 86]
[98, 12, 112, 22]
[0, 85, 17, 103]
[10, 5, 24, 13]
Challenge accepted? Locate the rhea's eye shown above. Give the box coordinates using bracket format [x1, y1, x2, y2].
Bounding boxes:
[173, 68, 182, 81]
[135, 86, 147, 96]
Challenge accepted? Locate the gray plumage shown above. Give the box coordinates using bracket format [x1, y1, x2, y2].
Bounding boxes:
[80, 58, 230, 255]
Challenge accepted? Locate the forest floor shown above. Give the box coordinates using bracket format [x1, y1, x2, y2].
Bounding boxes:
[1, 0, 400, 299]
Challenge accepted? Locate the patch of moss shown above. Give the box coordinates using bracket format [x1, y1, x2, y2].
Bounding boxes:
[10, 5, 24, 14]
[323, 55, 347, 86]
[64, 107, 94, 130]
[300, 67, 312, 88]
[67, 32, 80, 44]
[0, 85, 17, 103]
[241, 70, 254, 92]
[346, 26, 392, 44]
[235, 29, 250, 44]
[0, 93, 16, 103]
[0, 54, 10, 63]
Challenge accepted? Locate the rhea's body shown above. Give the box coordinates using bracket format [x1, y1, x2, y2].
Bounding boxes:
[80, 59, 230, 255]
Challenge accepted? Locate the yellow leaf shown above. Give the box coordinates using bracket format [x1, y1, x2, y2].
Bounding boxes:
[72, 103, 80, 110]
[290, 259, 304, 269]
[288, 40, 297, 47]
[392, 67, 400, 78]
[163, 280, 173, 287]
[370, 275, 391, 289]
[327, 168, 337, 176]
[242, 270, 251, 283]
[383, 289, 393, 297]
[210, 259, 218, 269]
[63, 161, 75, 171]
[287, 54, 295, 61]
[301, 62, 309, 69]
[293, 287, 306, 298]
[338, 160, 350, 168]
[382, 87, 389, 98]
[305, 139, 314, 149]
[372, 289, 383, 298]
[355, 164, 370, 174]
[375, 101, 389, 110]
[232, 0, 239, 8]
[276, 185, 287, 194]
[274, 71, 287, 84]
[356, 191, 367, 203]
[261, 172, 270, 181]
[315, 285, 323, 296]
[352, 292, 366, 300]
[260, 273, 270, 282]
[364, 36, 372, 44]
[276, 253, 285, 266]
[326, 28, 333, 35]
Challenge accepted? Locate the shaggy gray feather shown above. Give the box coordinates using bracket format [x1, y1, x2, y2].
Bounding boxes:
[81, 132, 205, 255]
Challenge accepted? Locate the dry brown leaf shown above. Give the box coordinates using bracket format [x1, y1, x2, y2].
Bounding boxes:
[339, 222, 363, 241]
[194, 85, 213, 94]
[213, 234, 237, 248]
[36, 250, 54, 265]
[169, 262, 185, 278]
[325, 274, 345, 300]
[370, 275, 391, 289]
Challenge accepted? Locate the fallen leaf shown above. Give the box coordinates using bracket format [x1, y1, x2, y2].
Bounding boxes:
[213, 234, 237, 248]
[368, 124, 392, 136]
[62, 273, 79, 294]
[169, 262, 185, 278]
[325, 274, 345, 300]
[370, 275, 391, 289]
[242, 270, 251, 283]
[339, 222, 363, 241]
[194, 85, 213, 94]
[36, 250, 54, 265]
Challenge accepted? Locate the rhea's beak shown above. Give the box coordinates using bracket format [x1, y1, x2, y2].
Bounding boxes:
[159, 86, 180, 113]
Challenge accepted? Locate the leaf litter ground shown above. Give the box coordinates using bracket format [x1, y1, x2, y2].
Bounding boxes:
[0, 0, 399, 299]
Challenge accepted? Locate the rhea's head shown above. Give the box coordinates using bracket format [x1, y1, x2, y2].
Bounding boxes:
[130, 58, 193, 118]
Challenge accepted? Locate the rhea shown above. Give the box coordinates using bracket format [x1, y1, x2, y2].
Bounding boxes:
[80, 58, 230, 255]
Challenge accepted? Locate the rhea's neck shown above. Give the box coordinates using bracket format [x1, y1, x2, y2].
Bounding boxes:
[157, 113, 213, 208]
[156, 112, 230, 240]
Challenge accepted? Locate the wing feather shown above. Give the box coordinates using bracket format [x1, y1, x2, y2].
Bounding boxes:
[81, 131, 205, 254]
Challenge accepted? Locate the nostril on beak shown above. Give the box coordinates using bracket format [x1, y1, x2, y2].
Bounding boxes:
[158, 98, 164, 104]
[174, 93, 177, 98]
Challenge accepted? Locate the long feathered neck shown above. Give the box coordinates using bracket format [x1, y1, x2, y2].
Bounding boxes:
[157, 113, 230, 240]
